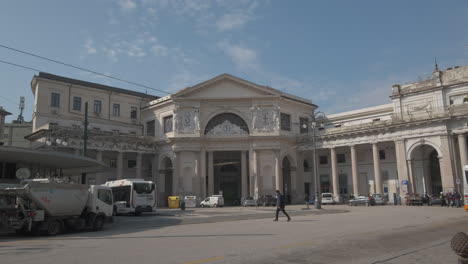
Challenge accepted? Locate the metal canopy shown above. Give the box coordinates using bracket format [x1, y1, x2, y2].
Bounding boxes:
[0, 146, 107, 173]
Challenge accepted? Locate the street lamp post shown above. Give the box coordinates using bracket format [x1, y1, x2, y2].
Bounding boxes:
[302, 111, 327, 209]
[81, 102, 88, 184]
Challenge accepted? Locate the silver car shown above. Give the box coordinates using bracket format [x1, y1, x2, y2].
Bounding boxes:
[243, 197, 257, 207]
[372, 194, 386, 205]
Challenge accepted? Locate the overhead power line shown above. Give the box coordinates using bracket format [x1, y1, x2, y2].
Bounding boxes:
[0, 44, 171, 95]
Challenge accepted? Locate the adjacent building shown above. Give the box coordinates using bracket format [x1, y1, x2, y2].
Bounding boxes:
[26, 66, 468, 206]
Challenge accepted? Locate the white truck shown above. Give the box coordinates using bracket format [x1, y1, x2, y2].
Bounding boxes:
[200, 195, 224, 208]
[0, 180, 113, 236]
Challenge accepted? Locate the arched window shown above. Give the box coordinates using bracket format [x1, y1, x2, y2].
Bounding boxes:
[204, 113, 249, 135]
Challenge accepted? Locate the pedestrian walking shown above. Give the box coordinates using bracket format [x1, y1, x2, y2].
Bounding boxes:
[440, 192, 446, 207]
[274, 190, 291, 222]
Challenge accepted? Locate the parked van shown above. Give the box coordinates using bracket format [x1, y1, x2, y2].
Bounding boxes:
[321, 192, 335, 205]
[200, 195, 224, 207]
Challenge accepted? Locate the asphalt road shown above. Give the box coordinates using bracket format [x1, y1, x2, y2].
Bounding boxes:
[0, 205, 466, 264]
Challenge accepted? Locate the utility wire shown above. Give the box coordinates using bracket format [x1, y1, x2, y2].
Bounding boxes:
[0, 44, 171, 95]
[0, 58, 41, 72]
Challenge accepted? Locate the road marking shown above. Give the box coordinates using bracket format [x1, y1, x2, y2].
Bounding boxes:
[277, 241, 316, 249]
[182, 256, 224, 264]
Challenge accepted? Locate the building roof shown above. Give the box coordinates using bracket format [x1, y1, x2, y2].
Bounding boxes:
[32, 72, 160, 100]
[0, 146, 107, 173]
[0, 107, 12, 116]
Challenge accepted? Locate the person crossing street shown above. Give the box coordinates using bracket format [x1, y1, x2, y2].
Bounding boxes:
[273, 190, 291, 222]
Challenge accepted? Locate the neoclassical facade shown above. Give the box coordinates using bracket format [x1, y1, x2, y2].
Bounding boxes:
[27, 66, 468, 206]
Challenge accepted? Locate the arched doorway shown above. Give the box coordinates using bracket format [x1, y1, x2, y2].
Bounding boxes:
[410, 145, 442, 195]
[282, 157, 292, 204]
[213, 151, 241, 206]
[161, 157, 173, 206]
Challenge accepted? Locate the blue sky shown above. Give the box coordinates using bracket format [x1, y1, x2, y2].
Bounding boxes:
[0, 0, 467, 122]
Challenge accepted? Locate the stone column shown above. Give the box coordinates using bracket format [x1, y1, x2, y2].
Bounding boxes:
[296, 151, 305, 203]
[458, 134, 467, 183]
[190, 152, 198, 196]
[275, 150, 282, 192]
[200, 149, 206, 199]
[407, 159, 415, 193]
[350, 145, 359, 196]
[331, 148, 339, 201]
[152, 154, 162, 206]
[173, 152, 180, 195]
[372, 143, 383, 195]
[440, 135, 456, 192]
[136, 152, 143, 179]
[394, 140, 409, 202]
[241, 151, 248, 198]
[117, 152, 123, 180]
[208, 151, 214, 195]
[249, 148, 259, 198]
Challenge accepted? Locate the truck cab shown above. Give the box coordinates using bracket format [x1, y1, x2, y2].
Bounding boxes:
[87, 185, 114, 221]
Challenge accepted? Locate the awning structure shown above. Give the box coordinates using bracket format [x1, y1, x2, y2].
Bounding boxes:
[0, 146, 108, 174]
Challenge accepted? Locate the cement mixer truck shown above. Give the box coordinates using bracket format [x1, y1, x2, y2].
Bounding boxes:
[0, 180, 114, 235]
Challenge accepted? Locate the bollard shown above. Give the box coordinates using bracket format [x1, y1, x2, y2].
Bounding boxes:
[451, 232, 468, 264]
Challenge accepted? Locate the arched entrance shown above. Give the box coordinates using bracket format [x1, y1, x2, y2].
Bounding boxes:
[410, 145, 442, 195]
[161, 157, 173, 206]
[282, 157, 292, 204]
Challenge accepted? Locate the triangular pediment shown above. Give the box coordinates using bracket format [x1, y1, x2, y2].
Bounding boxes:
[173, 74, 280, 99]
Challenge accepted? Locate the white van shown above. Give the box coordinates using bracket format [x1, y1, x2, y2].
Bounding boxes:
[321, 193, 335, 205]
[200, 195, 224, 208]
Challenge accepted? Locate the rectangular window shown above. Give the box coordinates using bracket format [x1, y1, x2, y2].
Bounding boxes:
[109, 159, 116, 168]
[113, 104, 120, 117]
[320, 175, 330, 193]
[337, 153, 346, 163]
[146, 120, 155, 136]
[128, 160, 136, 169]
[280, 113, 291, 131]
[319, 156, 328, 165]
[93, 100, 102, 114]
[51, 92, 60, 107]
[131, 107, 138, 119]
[379, 150, 386, 160]
[72, 96, 81, 111]
[164, 115, 173, 133]
[300, 117, 309, 134]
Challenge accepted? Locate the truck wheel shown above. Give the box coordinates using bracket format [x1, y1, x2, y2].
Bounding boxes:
[214, 204, 218, 208]
[47, 220, 62, 236]
[92, 216, 104, 231]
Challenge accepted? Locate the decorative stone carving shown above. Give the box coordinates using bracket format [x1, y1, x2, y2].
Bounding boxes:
[206, 120, 248, 136]
[174, 104, 200, 134]
[252, 105, 280, 133]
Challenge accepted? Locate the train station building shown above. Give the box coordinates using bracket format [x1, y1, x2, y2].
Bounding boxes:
[26, 65, 468, 206]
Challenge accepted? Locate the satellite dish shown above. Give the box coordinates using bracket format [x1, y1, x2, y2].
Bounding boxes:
[16, 168, 31, 180]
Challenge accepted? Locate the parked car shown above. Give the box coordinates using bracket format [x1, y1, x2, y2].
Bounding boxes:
[348, 196, 375, 206]
[321, 193, 335, 205]
[243, 197, 257, 207]
[372, 194, 386, 205]
[258, 195, 277, 206]
[200, 195, 224, 208]
[429, 195, 442, 205]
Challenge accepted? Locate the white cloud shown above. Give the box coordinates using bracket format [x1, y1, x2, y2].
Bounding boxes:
[216, 11, 252, 31]
[166, 70, 211, 92]
[151, 44, 168, 56]
[83, 38, 97, 54]
[119, 0, 137, 11]
[221, 42, 258, 70]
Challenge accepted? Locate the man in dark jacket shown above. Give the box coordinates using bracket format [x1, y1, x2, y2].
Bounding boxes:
[274, 190, 291, 222]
